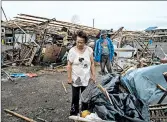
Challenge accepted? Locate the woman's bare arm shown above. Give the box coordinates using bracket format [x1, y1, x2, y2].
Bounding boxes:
[67, 61, 72, 84]
[90, 54, 96, 82]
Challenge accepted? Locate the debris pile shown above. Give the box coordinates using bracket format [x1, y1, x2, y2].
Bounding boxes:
[69, 64, 167, 122]
[1, 14, 100, 68]
[1, 13, 167, 122]
[79, 74, 149, 122]
[2, 14, 167, 70]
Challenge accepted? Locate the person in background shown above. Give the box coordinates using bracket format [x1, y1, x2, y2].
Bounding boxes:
[67, 30, 95, 116]
[94, 30, 114, 75]
[149, 39, 153, 45]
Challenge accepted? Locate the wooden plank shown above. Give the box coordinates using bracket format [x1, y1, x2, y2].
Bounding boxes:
[8, 20, 36, 27]
[26, 46, 38, 66]
[18, 13, 99, 30]
[62, 81, 67, 93]
[1, 69, 14, 82]
[139, 42, 149, 58]
[14, 16, 99, 32]
[114, 48, 136, 52]
[149, 103, 167, 107]
[20, 45, 30, 59]
[4, 109, 37, 122]
[6, 20, 35, 28]
[150, 116, 167, 119]
[14, 16, 45, 23]
[19, 46, 34, 66]
[149, 106, 167, 111]
[18, 13, 50, 21]
[14, 20, 38, 26]
[3, 58, 30, 65]
[6, 15, 99, 36]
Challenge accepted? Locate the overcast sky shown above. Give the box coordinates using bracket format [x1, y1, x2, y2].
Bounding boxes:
[2, 1, 167, 31]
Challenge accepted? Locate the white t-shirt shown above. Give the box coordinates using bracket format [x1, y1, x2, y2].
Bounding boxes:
[68, 46, 93, 87]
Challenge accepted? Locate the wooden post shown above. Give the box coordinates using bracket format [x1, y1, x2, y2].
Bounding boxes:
[93, 18, 94, 28]
[25, 33, 26, 43]
[22, 34, 24, 43]
[62, 81, 67, 93]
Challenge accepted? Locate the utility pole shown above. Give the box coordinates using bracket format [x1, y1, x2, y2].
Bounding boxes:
[93, 18, 94, 28]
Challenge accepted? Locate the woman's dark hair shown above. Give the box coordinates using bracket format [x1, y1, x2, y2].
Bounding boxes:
[75, 30, 88, 43]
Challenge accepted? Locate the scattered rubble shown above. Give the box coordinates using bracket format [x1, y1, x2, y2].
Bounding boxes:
[1, 14, 167, 71]
[1, 13, 167, 122]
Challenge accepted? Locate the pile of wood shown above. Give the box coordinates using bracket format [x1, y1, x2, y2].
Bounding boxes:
[1, 13, 101, 68]
[149, 103, 167, 122]
[2, 42, 38, 67]
[17, 42, 38, 66]
[2, 14, 100, 37]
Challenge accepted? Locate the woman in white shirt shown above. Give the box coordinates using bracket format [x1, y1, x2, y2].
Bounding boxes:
[67, 30, 95, 115]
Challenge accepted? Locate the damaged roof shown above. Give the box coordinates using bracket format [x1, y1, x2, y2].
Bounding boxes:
[2, 14, 100, 36]
[145, 26, 158, 31]
[145, 26, 167, 31]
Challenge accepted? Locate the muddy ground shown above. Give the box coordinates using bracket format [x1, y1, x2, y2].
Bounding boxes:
[1, 66, 101, 122]
[2, 41, 167, 122]
[2, 66, 74, 122]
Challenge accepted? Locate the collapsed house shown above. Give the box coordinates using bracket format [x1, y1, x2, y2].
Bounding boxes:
[1, 14, 167, 122]
[1, 14, 100, 67]
[145, 26, 167, 42]
[2, 13, 167, 68]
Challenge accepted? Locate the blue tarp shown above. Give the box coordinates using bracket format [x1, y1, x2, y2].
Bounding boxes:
[10, 73, 27, 77]
[145, 26, 157, 31]
[121, 64, 167, 104]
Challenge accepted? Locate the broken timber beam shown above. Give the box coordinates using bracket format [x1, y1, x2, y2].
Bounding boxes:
[1, 69, 14, 82]
[114, 48, 136, 52]
[4, 109, 37, 122]
[3, 58, 30, 66]
[26, 46, 38, 66]
[18, 13, 99, 30]
[62, 81, 67, 94]
[19, 46, 34, 66]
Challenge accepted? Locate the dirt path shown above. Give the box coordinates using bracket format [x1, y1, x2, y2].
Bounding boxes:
[1, 66, 101, 122]
[1, 66, 73, 122]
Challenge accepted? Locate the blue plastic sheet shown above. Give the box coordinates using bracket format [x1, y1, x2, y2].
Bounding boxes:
[10, 73, 27, 78]
[121, 64, 167, 104]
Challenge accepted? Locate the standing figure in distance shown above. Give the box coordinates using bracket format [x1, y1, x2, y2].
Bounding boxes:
[94, 30, 114, 75]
